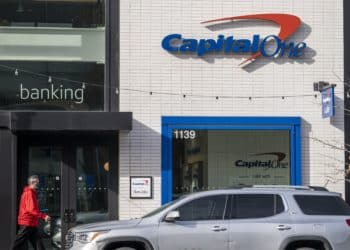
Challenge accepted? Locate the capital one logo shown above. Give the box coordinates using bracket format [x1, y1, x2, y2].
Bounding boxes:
[162, 14, 306, 67]
[235, 152, 289, 170]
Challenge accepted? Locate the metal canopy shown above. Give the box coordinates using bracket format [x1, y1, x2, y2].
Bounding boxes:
[0, 111, 132, 131]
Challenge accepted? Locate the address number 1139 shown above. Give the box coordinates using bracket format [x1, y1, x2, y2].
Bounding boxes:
[173, 130, 196, 139]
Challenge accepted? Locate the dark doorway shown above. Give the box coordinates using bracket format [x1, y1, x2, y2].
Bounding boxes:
[17, 133, 118, 249]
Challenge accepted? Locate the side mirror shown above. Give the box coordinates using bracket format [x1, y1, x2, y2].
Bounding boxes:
[164, 210, 180, 222]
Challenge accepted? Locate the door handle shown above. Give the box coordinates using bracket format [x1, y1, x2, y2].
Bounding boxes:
[63, 209, 70, 223]
[64, 209, 76, 223]
[276, 225, 292, 231]
[212, 225, 227, 232]
[69, 210, 76, 223]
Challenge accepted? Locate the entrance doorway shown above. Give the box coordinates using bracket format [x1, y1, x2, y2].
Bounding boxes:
[17, 134, 118, 249]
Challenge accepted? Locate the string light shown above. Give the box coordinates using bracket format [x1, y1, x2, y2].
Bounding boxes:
[0, 63, 344, 102]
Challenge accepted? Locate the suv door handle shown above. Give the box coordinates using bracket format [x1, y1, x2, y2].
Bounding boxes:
[276, 225, 292, 231]
[212, 225, 227, 232]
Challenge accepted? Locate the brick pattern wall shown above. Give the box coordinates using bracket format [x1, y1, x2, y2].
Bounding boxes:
[119, 0, 344, 219]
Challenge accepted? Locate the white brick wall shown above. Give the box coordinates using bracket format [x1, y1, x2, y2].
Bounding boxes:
[119, 0, 344, 219]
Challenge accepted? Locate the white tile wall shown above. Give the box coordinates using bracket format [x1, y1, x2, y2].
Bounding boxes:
[119, 0, 344, 219]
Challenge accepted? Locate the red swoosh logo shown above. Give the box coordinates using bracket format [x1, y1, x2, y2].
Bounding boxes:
[253, 152, 286, 162]
[201, 14, 301, 66]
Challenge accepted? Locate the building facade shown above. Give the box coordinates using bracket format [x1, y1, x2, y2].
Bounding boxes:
[0, 1, 132, 249]
[119, 0, 345, 219]
[0, 0, 347, 249]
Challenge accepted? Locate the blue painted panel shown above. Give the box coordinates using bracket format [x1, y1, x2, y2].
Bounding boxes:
[161, 116, 302, 204]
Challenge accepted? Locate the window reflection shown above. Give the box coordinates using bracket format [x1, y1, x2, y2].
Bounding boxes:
[0, 61, 104, 110]
[172, 130, 291, 199]
[76, 146, 109, 223]
[0, 0, 105, 28]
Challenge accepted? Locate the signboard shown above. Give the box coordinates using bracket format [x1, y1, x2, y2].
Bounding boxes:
[162, 13, 307, 67]
[321, 87, 335, 118]
[130, 176, 153, 199]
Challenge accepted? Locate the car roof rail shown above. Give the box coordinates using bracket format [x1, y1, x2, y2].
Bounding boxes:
[226, 184, 253, 189]
[248, 185, 329, 191]
[307, 185, 329, 191]
[225, 185, 329, 191]
[250, 185, 312, 190]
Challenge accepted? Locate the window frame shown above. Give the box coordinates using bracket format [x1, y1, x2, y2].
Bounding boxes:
[161, 116, 302, 204]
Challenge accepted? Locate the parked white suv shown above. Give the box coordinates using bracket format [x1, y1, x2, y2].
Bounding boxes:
[66, 185, 350, 250]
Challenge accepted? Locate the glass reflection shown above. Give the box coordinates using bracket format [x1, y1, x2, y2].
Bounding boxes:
[172, 130, 291, 199]
[0, 0, 105, 28]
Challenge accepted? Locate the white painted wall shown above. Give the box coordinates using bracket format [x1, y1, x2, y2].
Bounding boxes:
[119, 0, 344, 219]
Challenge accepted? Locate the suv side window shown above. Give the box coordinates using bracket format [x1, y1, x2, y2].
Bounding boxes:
[176, 195, 227, 221]
[229, 194, 285, 219]
[294, 195, 350, 215]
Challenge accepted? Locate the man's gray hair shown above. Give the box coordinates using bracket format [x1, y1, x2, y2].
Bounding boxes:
[28, 175, 39, 185]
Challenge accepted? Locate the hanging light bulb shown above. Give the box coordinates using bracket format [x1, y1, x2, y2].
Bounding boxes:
[48, 76, 52, 83]
[115, 88, 119, 94]
[82, 82, 86, 89]
[15, 69, 19, 76]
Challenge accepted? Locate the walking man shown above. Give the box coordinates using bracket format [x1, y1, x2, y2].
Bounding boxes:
[12, 175, 51, 250]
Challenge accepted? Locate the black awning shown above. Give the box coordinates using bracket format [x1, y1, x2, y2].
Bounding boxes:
[0, 111, 132, 131]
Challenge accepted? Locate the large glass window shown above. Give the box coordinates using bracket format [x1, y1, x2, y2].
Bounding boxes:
[172, 130, 290, 198]
[0, 0, 104, 28]
[0, 61, 104, 110]
[176, 195, 227, 221]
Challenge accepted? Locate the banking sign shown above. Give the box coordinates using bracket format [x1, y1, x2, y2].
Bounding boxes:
[162, 13, 307, 67]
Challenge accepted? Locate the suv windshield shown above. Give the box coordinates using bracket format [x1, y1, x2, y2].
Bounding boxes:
[294, 195, 350, 215]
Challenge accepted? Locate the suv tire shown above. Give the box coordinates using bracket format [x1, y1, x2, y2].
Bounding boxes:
[295, 248, 316, 250]
[114, 248, 137, 250]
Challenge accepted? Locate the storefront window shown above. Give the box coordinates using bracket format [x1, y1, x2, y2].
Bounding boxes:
[0, 0, 104, 28]
[0, 61, 104, 110]
[172, 130, 290, 199]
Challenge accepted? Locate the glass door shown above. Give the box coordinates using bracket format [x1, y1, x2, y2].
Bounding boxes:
[27, 146, 63, 249]
[74, 146, 109, 229]
[18, 135, 115, 250]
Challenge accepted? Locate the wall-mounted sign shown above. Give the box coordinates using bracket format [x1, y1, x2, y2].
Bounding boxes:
[162, 13, 307, 67]
[322, 87, 335, 118]
[130, 176, 153, 199]
[20, 83, 85, 104]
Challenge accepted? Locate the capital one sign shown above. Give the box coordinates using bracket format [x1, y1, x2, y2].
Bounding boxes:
[161, 14, 307, 67]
